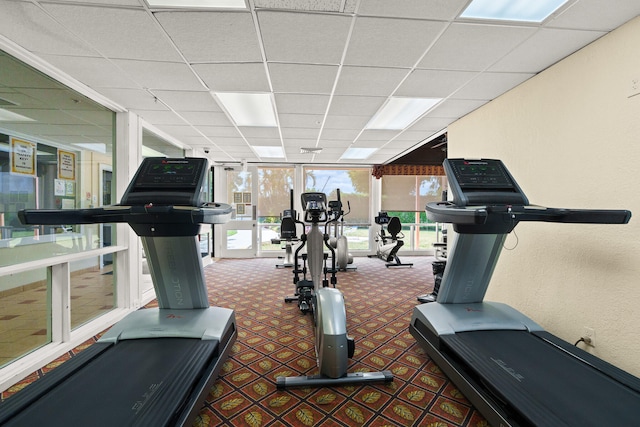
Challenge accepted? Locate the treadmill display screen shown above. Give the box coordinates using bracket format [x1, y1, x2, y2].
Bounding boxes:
[134, 158, 204, 187]
[448, 159, 514, 189]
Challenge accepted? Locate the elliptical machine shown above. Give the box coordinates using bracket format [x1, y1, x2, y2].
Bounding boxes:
[278, 192, 392, 388]
[328, 189, 355, 271]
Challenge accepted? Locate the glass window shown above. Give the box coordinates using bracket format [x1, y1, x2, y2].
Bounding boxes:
[0, 50, 117, 368]
[257, 166, 294, 252]
[304, 167, 371, 251]
[303, 167, 370, 224]
[0, 267, 50, 367]
[70, 258, 115, 330]
[381, 175, 448, 251]
[0, 51, 116, 268]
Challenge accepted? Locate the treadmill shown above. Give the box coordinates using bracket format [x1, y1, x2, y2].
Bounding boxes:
[0, 157, 236, 427]
[410, 158, 639, 426]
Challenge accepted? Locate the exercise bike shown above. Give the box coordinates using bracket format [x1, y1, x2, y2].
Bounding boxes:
[277, 192, 392, 388]
[369, 212, 413, 268]
[328, 189, 355, 271]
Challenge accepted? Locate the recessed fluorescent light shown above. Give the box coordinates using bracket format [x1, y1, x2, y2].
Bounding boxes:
[0, 108, 34, 122]
[365, 97, 441, 130]
[252, 145, 284, 158]
[460, 0, 568, 23]
[146, 0, 246, 9]
[341, 147, 377, 160]
[214, 92, 277, 127]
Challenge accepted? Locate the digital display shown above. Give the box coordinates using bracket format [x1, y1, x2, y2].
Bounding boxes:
[134, 158, 203, 187]
[448, 159, 514, 188]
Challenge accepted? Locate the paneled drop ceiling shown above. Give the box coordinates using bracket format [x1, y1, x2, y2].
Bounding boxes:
[0, 0, 639, 165]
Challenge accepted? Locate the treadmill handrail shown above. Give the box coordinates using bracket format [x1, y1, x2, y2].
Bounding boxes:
[18, 203, 233, 226]
[426, 202, 631, 226]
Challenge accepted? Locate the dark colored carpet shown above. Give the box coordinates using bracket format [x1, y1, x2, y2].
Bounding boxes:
[3, 256, 488, 426]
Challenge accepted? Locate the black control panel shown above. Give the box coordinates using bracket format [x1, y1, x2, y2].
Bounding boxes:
[444, 158, 528, 207]
[122, 157, 208, 206]
[447, 159, 515, 189]
[134, 159, 202, 186]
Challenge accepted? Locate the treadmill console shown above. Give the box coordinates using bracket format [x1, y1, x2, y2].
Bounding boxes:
[122, 157, 208, 206]
[444, 159, 528, 206]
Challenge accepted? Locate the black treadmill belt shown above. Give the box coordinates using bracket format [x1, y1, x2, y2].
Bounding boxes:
[442, 330, 640, 426]
[3, 338, 219, 427]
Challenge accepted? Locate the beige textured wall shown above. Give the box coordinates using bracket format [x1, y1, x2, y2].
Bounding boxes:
[448, 17, 640, 376]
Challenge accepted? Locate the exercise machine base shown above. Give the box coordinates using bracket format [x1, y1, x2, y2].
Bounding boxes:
[276, 371, 393, 389]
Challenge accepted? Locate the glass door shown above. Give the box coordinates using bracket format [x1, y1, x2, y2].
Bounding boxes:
[220, 166, 257, 258]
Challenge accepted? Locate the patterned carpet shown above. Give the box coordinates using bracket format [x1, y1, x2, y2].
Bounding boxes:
[3, 256, 489, 426]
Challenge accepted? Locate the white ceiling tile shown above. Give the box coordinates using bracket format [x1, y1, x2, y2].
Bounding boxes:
[344, 17, 447, 67]
[238, 126, 280, 138]
[396, 69, 477, 98]
[135, 110, 187, 125]
[36, 54, 140, 89]
[489, 28, 607, 73]
[258, 10, 352, 64]
[323, 115, 370, 130]
[96, 88, 168, 110]
[152, 90, 221, 111]
[42, 3, 183, 61]
[427, 99, 487, 118]
[334, 66, 408, 96]
[278, 113, 324, 128]
[408, 116, 452, 131]
[357, 0, 469, 20]
[328, 96, 386, 116]
[196, 126, 242, 137]
[550, 0, 640, 31]
[281, 127, 319, 139]
[179, 111, 232, 126]
[316, 139, 355, 148]
[0, 1, 98, 57]
[192, 63, 270, 92]
[419, 23, 537, 71]
[154, 11, 262, 63]
[53, 0, 141, 5]
[320, 129, 360, 140]
[254, 0, 347, 13]
[275, 94, 330, 114]
[357, 130, 402, 141]
[452, 72, 534, 100]
[269, 63, 338, 94]
[111, 59, 205, 91]
[154, 124, 201, 137]
[207, 137, 245, 146]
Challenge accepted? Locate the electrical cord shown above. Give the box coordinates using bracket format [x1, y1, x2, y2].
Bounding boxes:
[574, 337, 586, 346]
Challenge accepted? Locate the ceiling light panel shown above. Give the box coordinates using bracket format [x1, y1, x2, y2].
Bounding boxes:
[0, 108, 35, 121]
[365, 97, 441, 130]
[460, 0, 568, 23]
[214, 92, 277, 126]
[340, 147, 377, 160]
[252, 145, 284, 157]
